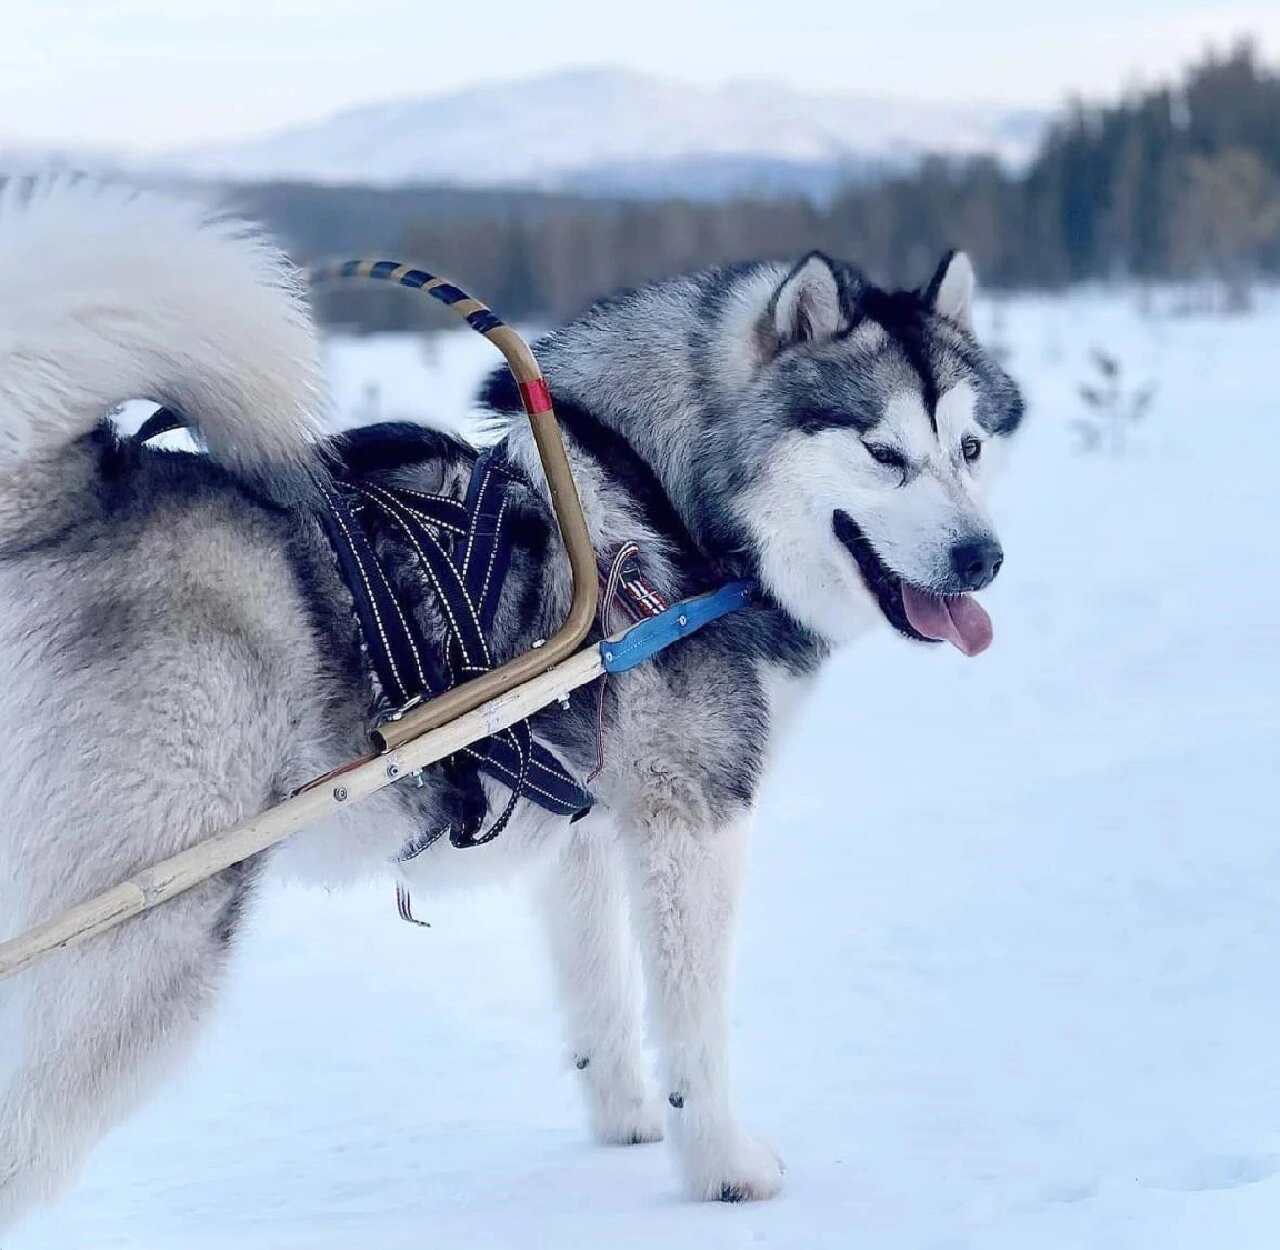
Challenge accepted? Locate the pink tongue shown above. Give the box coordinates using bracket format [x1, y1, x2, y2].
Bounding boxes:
[900, 584, 993, 657]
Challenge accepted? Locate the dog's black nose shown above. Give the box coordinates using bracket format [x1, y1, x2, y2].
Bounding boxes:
[949, 537, 1003, 591]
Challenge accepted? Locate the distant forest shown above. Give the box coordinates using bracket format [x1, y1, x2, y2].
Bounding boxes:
[229, 42, 1279, 330]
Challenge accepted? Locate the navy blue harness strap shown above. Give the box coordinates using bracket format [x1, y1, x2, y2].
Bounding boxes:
[357, 479, 490, 680]
[315, 479, 430, 708]
[318, 448, 593, 846]
[461, 453, 517, 634]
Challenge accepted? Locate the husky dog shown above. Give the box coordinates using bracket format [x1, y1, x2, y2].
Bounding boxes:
[0, 181, 1022, 1229]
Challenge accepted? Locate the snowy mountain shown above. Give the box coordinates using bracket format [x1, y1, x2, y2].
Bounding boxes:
[167, 69, 1047, 196]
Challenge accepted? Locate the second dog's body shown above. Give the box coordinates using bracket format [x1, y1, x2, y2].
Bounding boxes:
[0, 183, 1023, 1229]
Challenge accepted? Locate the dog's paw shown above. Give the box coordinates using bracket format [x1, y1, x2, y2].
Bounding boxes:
[576, 1057, 664, 1146]
[681, 1131, 784, 1203]
[592, 1098, 665, 1146]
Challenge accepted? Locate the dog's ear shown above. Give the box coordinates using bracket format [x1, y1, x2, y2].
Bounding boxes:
[767, 252, 843, 351]
[924, 249, 975, 331]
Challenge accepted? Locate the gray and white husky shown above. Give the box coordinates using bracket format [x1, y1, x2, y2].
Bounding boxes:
[0, 181, 1023, 1229]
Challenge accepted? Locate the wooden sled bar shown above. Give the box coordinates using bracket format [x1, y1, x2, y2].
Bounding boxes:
[0, 646, 608, 983]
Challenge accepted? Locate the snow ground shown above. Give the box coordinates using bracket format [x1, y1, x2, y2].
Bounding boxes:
[10, 291, 1280, 1249]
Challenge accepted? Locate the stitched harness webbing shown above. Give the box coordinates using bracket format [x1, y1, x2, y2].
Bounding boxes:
[316, 449, 594, 847]
[136, 411, 592, 847]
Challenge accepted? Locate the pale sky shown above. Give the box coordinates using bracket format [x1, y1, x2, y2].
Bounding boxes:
[2, 0, 1277, 154]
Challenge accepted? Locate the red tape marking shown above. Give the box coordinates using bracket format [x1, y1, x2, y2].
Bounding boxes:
[519, 378, 553, 415]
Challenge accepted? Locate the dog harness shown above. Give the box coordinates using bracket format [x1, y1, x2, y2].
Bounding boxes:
[316, 447, 594, 846]
[136, 409, 592, 845]
[135, 408, 756, 855]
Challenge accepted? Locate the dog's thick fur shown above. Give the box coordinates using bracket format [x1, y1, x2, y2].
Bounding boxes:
[0, 182, 1023, 1228]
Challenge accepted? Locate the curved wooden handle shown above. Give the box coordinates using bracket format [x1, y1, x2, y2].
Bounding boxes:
[307, 262, 598, 750]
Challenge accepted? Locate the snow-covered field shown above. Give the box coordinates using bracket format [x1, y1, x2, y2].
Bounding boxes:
[11, 291, 1280, 1249]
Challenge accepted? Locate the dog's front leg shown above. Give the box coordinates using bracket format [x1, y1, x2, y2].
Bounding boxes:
[536, 821, 664, 1146]
[620, 808, 782, 1202]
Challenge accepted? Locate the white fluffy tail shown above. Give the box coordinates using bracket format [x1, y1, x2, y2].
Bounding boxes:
[0, 179, 321, 486]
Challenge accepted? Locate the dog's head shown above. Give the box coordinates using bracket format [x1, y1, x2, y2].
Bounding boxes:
[722, 251, 1024, 653]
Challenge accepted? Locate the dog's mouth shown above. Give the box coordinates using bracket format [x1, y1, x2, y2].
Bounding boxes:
[832, 511, 993, 657]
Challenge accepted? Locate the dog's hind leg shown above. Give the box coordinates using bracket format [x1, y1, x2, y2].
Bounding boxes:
[620, 810, 782, 1202]
[0, 864, 258, 1233]
[536, 821, 663, 1146]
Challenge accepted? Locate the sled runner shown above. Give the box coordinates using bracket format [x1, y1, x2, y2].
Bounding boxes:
[0, 261, 753, 983]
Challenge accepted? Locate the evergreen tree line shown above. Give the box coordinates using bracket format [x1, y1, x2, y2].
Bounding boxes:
[268, 41, 1280, 331]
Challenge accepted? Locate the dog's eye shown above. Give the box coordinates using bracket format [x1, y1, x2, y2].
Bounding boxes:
[864, 443, 907, 471]
[961, 436, 983, 463]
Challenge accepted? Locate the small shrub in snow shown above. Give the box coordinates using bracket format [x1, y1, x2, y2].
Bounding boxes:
[1074, 349, 1155, 455]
